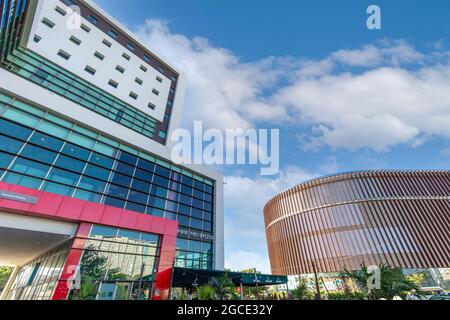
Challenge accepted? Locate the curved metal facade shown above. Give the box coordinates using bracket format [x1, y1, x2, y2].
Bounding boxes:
[264, 171, 450, 275]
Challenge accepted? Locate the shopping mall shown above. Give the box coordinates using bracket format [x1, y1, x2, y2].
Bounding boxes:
[0, 0, 225, 300]
[264, 170, 450, 291]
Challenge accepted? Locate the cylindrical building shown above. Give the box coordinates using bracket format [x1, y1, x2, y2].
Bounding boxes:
[264, 171, 450, 276]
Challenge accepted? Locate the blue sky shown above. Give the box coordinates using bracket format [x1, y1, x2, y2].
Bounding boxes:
[95, 0, 450, 272]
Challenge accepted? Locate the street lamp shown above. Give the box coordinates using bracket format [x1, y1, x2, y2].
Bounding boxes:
[253, 268, 260, 300]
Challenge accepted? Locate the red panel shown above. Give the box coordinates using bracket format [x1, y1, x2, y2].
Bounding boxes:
[100, 206, 123, 227]
[136, 213, 153, 233]
[151, 216, 166, 234]
[119, 210, 139, 230]
[56, 197, 86, 220]
[0, 182, 180, 301]
[80, 202, 104, 223]
[30, 192, 64, 217]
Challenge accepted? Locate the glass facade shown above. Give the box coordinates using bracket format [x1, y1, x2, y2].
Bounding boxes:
[0, 91, 215, 270]
[68, 225, 160, 301]
[4, 241, 71, 300]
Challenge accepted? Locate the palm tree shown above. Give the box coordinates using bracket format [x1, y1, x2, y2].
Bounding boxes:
[340, 262, 422, 300]
[196, 285, 216, 300]
[209, 274, 238, 300]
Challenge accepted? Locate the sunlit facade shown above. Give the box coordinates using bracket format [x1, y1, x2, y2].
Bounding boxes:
[264, 170, 450, 288]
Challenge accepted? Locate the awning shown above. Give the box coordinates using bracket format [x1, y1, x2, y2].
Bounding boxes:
[172, 267, 288, 288]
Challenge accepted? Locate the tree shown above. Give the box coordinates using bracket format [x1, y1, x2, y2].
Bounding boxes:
[292, 277, 313, 300]
[196, 285, 216, 300]
[340, 263, 422, 300]
[209, 274, 239, 300]
[0, 267, 13, 292]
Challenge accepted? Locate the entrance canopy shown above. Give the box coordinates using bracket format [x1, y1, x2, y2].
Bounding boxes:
[172, 267, 287, 288]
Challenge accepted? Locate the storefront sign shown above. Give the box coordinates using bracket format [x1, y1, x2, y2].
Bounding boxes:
[178, 228, 214, 242]
[0, 190, 39, 204]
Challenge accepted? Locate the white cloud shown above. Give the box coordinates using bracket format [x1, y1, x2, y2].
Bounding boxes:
[135, 20, 290, 130]
[135, 20, 450, 152]
[225, 251, 271, 274]
[223, 166, 321, 272]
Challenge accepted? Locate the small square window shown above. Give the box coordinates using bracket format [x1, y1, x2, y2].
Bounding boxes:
[148, 103, 156, 110]
[57, 50, 71, 60]
[158, 66, 166, 74]
[102, 39, 112, 47]
[156, 76, 163, 83]
[127, 43, 135, 51]
[152, 89, 160, 96]
[87, 15, 98, 25]
[135, 78, 143, 85]
[108, 29, 119, 39]
[140, 65, 148, 72]
[55, 6, 67, 16]
[115, 65, 125, 74]
[143, 55, 151, 63]
[129, 92, 138, 100]
[33, 35, 42, 43]
[171, 76, 177, 82]
[94, 51, 105, 61]
[69, 36, 82, 46]
[108, 80, 118, 88]
[84, 66, 96, 75]
[41, 18, 55, 29]
[81, 24, 91, 33]
[122, 53, 131, 61]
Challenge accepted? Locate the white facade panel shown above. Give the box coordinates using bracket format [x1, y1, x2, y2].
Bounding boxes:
[26, 0, 171, 123]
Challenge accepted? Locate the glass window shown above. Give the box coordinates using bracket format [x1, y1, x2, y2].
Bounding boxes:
[106, 184, 129, 199]
[182, 176, 193, 186]
[37, 121, 70, 140]
[20, 145, 57, 164]
[192, 208, 202, 219]
[136, 158, 155, 172]
[0, 119, 33, 140]
[62, 143, 91, 161]
[128, 190, 148, 205]
[203, 222, 212, 233]
[10, 158, 49, 178]
[150, 186, 167, 198]
[104, 197, 125, 209]
[176, 239, 188, 251]
[78, 176, 106, 193]
[74, 189, 102, 203]
[84, 164, 110, 181]
[110, 172, 132, 188]
[93, 143, 117, 158]
[148, 196, 165, 210]
[181, 185, 193, 196]
[2, 108, 40, 128]
[0, 152, 14, 169]
[180, 194, 192, 206]
[153, 175, 169, 188]
[125, 202, 146, 214]
[131, 179, 150, 193]
[205, 185, 213, 194]
[135, 168, 153, 182]
[165, 200, 177, 212]
[3, 172, 42, 189]
[178, 215, 190, 227]
[119, 152, 137, 165]
[188, 241, 202, 252]
[0, 135, 25, 154]
[204, 202, 212, 212]
[191, 218, 203, 230]
[91, 226, 117, 238]
[115, 162, 134, 176]
[178, 204, 191, 216]
[155, 165, 170, 178]
[90, 152, 115, 169]
[68, 132, 95, 149]
[54, 155, 86, 172]
[29, 132, 64, 151]
[47, 168, 80, 186]
[42, 182, 74, 196]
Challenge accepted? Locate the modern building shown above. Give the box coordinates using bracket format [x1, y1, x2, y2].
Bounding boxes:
[0, 0, 224, 300]
[264, 171, 450, 289]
